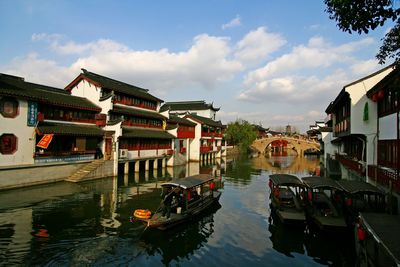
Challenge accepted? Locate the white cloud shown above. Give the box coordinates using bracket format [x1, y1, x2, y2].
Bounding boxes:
[234, 27, 286, 66]
[222, 15, 241, 30]
[239, 36, 380, 106]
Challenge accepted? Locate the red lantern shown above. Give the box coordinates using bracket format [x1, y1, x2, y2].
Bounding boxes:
[308, 191, 313, 201]
[210, 182, 215, 190]
[346, 198, 352, 206]
[357, 226, 366, 241]
[372, 94, 378, 102]
[268, 179, 273, 189]
[378, 89, 384, 99]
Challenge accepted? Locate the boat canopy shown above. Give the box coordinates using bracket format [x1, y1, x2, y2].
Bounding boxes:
[337, 180, 383, 195]
[301, 176, 343, 191]
[269, 174, 305, 187]
[161, 174, 214, 189]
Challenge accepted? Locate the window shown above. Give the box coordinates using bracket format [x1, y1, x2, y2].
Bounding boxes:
[0, 134, 17, 154]
[0, 97, 19, 118]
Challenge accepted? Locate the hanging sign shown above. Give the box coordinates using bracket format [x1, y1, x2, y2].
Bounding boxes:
[36, 134, 54, 149]
[27, 101, 38, 126]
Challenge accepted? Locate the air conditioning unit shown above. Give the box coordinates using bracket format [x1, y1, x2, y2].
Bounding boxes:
[119, 149, 128, 158]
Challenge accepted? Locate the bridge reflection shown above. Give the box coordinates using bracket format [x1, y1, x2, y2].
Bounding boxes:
[251, 155, 320, 175]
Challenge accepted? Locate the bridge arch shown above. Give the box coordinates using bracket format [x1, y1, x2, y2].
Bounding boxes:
[252, 136, 320, 157]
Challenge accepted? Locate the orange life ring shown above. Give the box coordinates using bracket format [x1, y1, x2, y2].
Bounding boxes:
[133, 209, 152, 219]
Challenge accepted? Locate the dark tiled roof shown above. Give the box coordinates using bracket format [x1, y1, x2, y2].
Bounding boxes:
[253, 124, 268, 131]
[185, 113, 223, 128]
[122, 127, 174, 139]
[160, 100, 220, 112]
[168, 115, 196, 126]
[66, 69, 163, 103]
[37, 122, 104, 136]
[367, 65, 399, 97]
[0, 74, 101, 111]
[111, 106, 166, 120]
[166, 124, 178, 130]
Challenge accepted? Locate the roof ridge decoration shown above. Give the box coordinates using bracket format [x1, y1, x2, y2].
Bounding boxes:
[81, 68, 149, 93]
[65, 69, 163, 103]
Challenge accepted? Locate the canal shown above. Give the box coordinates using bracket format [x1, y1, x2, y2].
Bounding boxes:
[0, 155, 355, 266]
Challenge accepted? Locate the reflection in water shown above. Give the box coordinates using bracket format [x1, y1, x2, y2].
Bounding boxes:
[0, 155, 355, 266]
[268, 213, 305, 258]
[139, 203, 221, 265]
[252, 155, 320, 177]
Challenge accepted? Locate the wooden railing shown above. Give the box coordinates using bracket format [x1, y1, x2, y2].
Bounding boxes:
[336, 154, 365, 176]
[201, 132, 223, 138]
[177, 129, 195, 139]
[34, 150, 96, 157]
[200, 146, 213, 153]
[368, 165, 400, 193]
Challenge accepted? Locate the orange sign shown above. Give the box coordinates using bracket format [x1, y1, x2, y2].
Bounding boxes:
[36, 134, 54, 149]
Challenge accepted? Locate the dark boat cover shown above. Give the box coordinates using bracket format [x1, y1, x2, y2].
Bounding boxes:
[337, 180, 383, 194]
[301, 176, 343, 190]
[269, 174, 304, 187]
[161, 174, 214, 189]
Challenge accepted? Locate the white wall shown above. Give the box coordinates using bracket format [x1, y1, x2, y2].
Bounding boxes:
[379, 113, 397, 140]
[187, 121, 201, 161]
[345, 67, 393, 169]
[0, 99, 35, 166]
[70, 80, 111, 114]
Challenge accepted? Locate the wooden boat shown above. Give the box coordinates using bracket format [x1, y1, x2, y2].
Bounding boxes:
[302, 176, 347, 231]
[132, 174, 222, 230]
[269, 174, 306, 224]
[337, 179, 385, 225]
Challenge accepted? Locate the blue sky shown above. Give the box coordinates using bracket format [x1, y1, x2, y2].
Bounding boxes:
[0, 0, 393, 133]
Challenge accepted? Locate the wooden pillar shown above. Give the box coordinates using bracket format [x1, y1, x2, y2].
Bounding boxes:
[124, 161, 129, 174]
[154, 159, 159, 170]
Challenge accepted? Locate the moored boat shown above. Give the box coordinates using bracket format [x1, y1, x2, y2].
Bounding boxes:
[302, 176, 347, 231]
[132, 174, 222, 230]
[269, 174, 306, 224]
[337, 179, 385, 226]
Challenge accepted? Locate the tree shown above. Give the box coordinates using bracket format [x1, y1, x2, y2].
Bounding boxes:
[324, 0, 400, 65]
[225, 119, 257, 151]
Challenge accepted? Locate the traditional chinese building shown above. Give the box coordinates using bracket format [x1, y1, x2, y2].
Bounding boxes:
[325, 65, 394, 181]
[0, 73, 104, 167]
[65, 69, 174, 175]
[366, 66, 400, 201]
[252, 124, 268, 139]
[160, 100, 226, 163]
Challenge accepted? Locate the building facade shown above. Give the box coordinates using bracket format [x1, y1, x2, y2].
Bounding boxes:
[161, 100, 226, 163]
[65, 69, 174, 175]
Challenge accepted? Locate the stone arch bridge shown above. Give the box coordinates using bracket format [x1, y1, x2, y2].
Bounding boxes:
[252, 136, 320, 157]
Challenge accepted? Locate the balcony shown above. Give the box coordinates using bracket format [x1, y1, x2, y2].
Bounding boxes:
[177, 129, 195, 139]
[368, 165, 400, 194]
[333, 118, 350, 137]
[336, 154, 365, 176]
[201, 132, 223, 138]
[200, 146, 212, 153]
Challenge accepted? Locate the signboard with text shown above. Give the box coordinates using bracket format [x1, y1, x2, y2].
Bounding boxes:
[27, 101, 38, 126]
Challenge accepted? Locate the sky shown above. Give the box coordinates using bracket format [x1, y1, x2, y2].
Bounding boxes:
[0, 0, 394, 133]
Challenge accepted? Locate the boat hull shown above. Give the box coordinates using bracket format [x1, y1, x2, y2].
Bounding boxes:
[138, 191, 221, 230]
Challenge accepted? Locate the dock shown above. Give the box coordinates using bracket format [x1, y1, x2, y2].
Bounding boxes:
[357, 212, 400, 267]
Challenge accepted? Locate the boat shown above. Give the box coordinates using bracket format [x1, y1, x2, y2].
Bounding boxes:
[337, 179, 385, 225]
[132, 174, 222, 230]
[269, 174, 306, 224]
[301, 176, 347, 231]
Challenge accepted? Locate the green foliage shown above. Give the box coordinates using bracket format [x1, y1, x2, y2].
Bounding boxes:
[324, 0, 400, 65]
[225, 119, 257, 151]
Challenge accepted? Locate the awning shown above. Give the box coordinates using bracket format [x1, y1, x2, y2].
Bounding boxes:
[37, 122, 104, 136]
[161, 174, 214, 189]
[122, 127, 175, 139]
[301, 176, 343, 190]
[269, 174, 305, 187]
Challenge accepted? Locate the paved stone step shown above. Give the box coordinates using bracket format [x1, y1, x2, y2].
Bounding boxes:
[65, 160, 105, 183]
